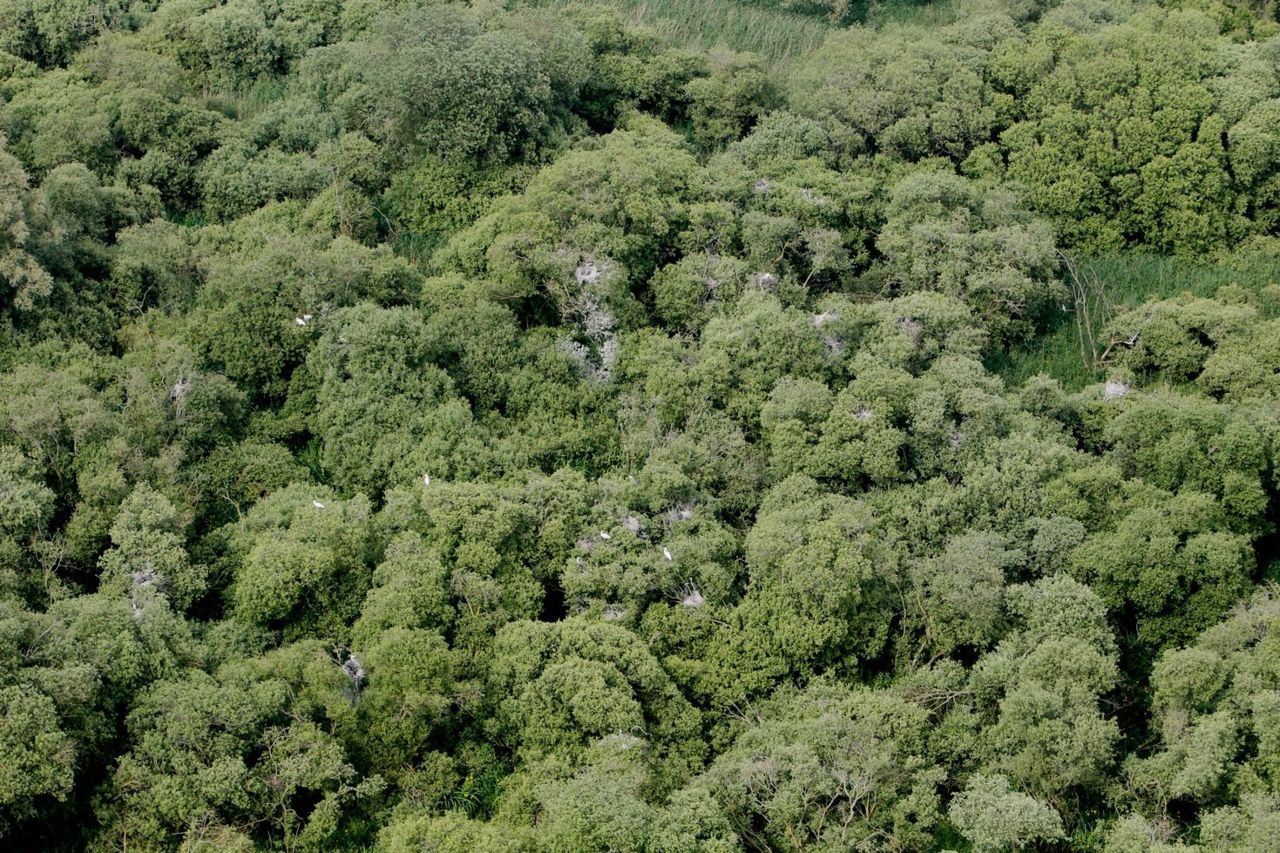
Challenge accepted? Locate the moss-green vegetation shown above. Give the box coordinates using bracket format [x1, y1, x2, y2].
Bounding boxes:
[991, 251, 1280, 389]
[1, 0, 1280, 849]
[528, 0, 834, 67]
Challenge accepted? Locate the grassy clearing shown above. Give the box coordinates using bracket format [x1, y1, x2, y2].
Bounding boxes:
[867, 0, 957, 26]
[620, 0, 833, 65]
[989, 252, 1280, 390]
[525, 0, 958, 68]
[527, 0, 834, 68]
[522, 0, 956, 71]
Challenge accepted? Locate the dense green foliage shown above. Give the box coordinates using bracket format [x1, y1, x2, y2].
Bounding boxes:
[1, 0, 1279, 849]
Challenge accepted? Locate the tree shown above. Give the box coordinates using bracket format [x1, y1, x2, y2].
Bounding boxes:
[532, 734, 658, 852]
[699, 111, 878, 294]
[1106, 294, 1257, 385]
[97, 484, 206, 611]
[1066, 487, 1254, 649]
[683, 50, 779, 149]
[694, 680, 944, 851]
[227, 484, 375, 640]
[300, 4, 589, 165]
[382, 155, 530, 252]
[184, 0, 280, 89]
[1119, 587, 1280, 820]
[488, 617, 704, 792]
[791, 19, 1007, 162]
[377, 478, 549, 653]
[186, 222, 420, 401]
[351, 531, 452, 651]
[995, 7, 1271, 254]
[948, 773, 1065, 851]
[109, 219, 202, 314]
[0, 138, 51, 317]
[0, 71, 117, 175]
[196, 141, 326, 222]
[0, 0, 128, 66]
[306, 304, 489, 496]
[0, 445, 53, 542]
[901, 531, 1024, 664]
[707, 474, 898, 701]
[877, 170, 1060, 345]
[692, 293, 832, 430]
[970, 576, 1120, 809]
[0, 686, 74, 823]
[379, 810, 537, 853]
[1, 0, 1279, 846]
[437, 116, 697, 316]
[352, 626, 453, 774]
[95, 642, 382, 850]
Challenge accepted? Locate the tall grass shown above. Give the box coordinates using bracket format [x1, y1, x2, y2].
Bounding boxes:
[529, 0, 834, 68]
[523, 0, 957, 70]
[872, 0, 957, 26]
[989, 252, 1280, 390]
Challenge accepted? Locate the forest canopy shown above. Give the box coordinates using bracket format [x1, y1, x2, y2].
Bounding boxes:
[1, 0, 1279, 850]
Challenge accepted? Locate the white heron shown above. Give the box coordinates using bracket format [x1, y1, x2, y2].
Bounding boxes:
[312, 500, 325, 509]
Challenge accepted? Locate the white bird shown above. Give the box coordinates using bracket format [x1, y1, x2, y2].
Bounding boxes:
[422, 473, 431, 487]
[312, 500, 325, 509]
[294, 316, 307, 326]
[302, 313, 313, 321]
[663, 547, 674, 562]
[599, 531, 611, 540]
